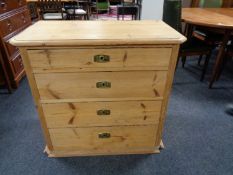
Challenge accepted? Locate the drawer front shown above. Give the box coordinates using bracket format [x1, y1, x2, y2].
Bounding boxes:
[49, 125, 157, 152]
[28, 47, 172, 71]
[0, 9, 30, 37]
[0, 0, 26, 14]
[11, 54, 24, 75]
[42, 100, 162, 128]
[4, 39, 18, 58]
[35, 71, 167, 101]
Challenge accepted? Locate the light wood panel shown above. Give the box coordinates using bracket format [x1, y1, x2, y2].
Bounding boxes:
[42, 100, 162, 128]
[10, 21, 186, 47]
[27, 47, 172, 71]
[35, 71, 167, 101]
[49, 125, 158, 153]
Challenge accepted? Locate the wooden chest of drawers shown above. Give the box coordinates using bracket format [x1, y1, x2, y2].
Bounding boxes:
[10, 21, 186, 157]
[0, 0, 31, 91]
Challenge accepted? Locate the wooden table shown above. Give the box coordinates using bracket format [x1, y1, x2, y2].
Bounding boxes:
[182, 8, 233, 88]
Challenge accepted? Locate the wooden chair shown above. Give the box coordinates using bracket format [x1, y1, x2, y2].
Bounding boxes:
[27, 2, 39, 22]
[117, 0, 138, 20]
[216, 41, 233, 80]
[93, 0, 110, 19]
[65, 1, 88, 20]
[38, 0, 66, 20]
[163, 0, 213, 81]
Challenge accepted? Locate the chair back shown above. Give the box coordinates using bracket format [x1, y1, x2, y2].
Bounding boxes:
[96, 0, 109, 10]
[38, 0, 63, 13]
[163, 0, 182, 32]
[191, 0, 233, 7]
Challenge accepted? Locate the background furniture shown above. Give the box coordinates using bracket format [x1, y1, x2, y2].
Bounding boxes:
[117, 0, 138, 20]
[0, 50, 12, 93]
[0, 0, 31, 89]
[163, 0, 212, 81]
[10, 20, 185, 157]
[38, 0, 66, 20]
[27, 1, 39, 21]
[93, 0, 110, 18]
[182, 8, 233, 88]
[65, 1, 88, 20]
[191, 0, 233, 7]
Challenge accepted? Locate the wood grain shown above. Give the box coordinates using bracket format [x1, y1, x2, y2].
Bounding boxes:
[19, 48, 53, 150]
[182, 8, 233, 29]
[42, 100, 162, 128]
[10, 21, 186, 47]
[27, 47, 172, 71]
[49, 125, 158, 153]
[34, 71, 168, 101]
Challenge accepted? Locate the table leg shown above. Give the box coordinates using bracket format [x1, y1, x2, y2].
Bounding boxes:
[209, 29, 231, 88]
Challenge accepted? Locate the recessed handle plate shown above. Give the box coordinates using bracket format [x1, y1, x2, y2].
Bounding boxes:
[96, 81, 111, 88]
[94, 55, 110, 63]
[98, 133, 111, 139]
[97, 109, 111, 116]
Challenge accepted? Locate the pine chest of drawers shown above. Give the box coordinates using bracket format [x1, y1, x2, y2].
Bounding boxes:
[10, 21, 186, 157]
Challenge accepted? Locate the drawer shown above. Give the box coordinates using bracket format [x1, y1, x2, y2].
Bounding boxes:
[49, 125, 157, 153]
[14, 10, 31, 29]
[11, 54, 24, 75]
[4, 38, 19, 59]
[42, 100, 162, 128]
[27, 47, 172, 72]
[0, 0, 26, 14]
[35, 71, 167, 101]
[0, 9, 30, 37]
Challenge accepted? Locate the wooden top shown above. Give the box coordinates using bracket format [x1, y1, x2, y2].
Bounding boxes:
[182, 8, 233, 29]
[10, 21, 186, 47]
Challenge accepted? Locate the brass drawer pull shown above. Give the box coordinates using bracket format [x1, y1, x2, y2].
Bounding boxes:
[96, 81, 111, 88]
[97, 109, 111, 116]
[94, 55, 110, 63]
[98, 133, 111, 139]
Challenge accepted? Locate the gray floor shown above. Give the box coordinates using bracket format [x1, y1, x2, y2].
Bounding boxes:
[0, 58, 233, 175]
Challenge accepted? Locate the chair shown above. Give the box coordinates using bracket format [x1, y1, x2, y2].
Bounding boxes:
[27, 2, 39, 22]
[163, 0, 213, 81]
[38, 0, 66, 20]
[65, 1, 88, 20]
[93, 0, 110, 18]
[216, 41, 233, 80]
[117, 0, 138, 20]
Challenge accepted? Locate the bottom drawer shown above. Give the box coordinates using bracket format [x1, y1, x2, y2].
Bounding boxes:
[49, 125, 158, 153]
[11, 54, 24, 75]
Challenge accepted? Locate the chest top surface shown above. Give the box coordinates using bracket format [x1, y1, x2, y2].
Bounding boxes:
[10, 20, 186, 47]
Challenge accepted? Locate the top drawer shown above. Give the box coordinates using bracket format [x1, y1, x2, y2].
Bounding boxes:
[28, 47, 172, 72]
[0, 0, 26, 14]
[0, 9, 30, 37]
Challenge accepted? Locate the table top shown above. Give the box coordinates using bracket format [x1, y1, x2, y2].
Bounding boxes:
[182, 8, 233, 29]
[10, 20, 186, 47]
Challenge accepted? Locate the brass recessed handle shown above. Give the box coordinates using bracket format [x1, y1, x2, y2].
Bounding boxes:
[97, 109, 111, 116]
[96, 81, 111, 88]
[94, 55, 110, 63]
[98, 133, 111, 139]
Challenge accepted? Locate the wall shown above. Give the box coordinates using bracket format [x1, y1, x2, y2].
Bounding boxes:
[141, 0, 164, 20]
[141, 0, 192, 20]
